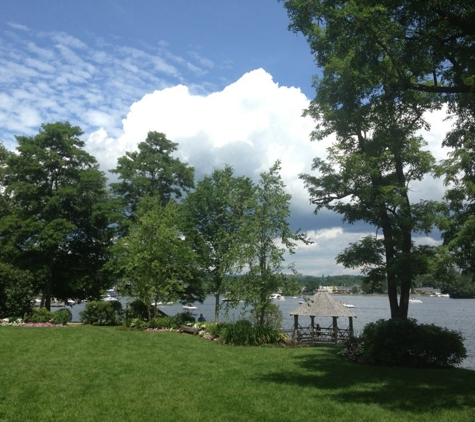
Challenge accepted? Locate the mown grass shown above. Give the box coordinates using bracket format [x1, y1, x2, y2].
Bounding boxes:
[1, 326, 475, 422]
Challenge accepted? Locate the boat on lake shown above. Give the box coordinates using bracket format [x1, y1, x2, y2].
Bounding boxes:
[183, 304, 197, 310]
[269, 293, 285, 301]
[409, 297, 423, 303]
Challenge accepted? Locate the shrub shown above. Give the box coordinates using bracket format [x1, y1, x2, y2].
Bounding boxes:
[27, 307, 54, 323]
[249, 303, 283, 329]
[219, 320, 284, 346]
[205, 322, 227, 339]
[128, 318, 149, 330]
[173, 312, 196, 327]
[148, 316, 175, 329]
[359, 318, 467, 368]
[79, 301, 123, 326]
[0, 263, 35, 318]
[125, 299, 149, 325]
[124, 299, 166, 325]
[51, 308, 72, 325]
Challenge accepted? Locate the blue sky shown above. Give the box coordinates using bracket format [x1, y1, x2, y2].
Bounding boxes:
[0, 1, 449, 276]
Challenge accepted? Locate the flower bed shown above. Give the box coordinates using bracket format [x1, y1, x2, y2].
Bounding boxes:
[1, 318, 67, 327]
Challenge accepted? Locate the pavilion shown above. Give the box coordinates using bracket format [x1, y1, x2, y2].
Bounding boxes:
[289, 292, 356, 344]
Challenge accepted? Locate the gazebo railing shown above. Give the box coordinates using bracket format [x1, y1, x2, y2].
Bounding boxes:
[282, 323, 352, 345]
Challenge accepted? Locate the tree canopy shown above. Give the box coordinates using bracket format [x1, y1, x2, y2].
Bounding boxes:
[110, 131, 194, 219]
[282, 0, 475, 284]
[235, 161, 310, 325]
[111, 197, 204, 319]
[283, 0, 446, 318]
[183, 165, 255, 322]
[0, 122, 117, 310]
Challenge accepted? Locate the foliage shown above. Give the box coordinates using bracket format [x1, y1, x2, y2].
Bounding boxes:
[248, 302, 283, 330]
[204, 322, 226, 339]
[126, 311, 195, 330]
[148, 316, 176, 329]
[110, 131, 194, 220]
[230, 161, 310, 325]
[172, 312, 196, 327]
[219, 320, 285, 346]
[183, 165, 255, 322]
[0, 262, 35, 318]
[359, 318, 467, 369]
[1, 122, 117, 310]
[125, 298, 150, 322]
[51, 308, 72, 325]
[445, 274, 475, 299]
[79, 301, 123, 326]
[128, 318, 149, 330]
[282, 1, 441, 319]
[27, 307, 55, 323]
[111, 198, 204, 320]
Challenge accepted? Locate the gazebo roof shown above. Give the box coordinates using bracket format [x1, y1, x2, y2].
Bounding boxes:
[290, 292, 356, 317]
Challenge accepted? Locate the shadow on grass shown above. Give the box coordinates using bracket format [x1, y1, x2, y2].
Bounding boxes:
[255, 346, 475, 414]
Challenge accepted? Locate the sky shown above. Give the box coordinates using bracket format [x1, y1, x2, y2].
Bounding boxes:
[0, 0, 452, 277]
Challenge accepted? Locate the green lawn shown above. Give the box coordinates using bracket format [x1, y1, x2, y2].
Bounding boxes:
[1, 326, 475, 422]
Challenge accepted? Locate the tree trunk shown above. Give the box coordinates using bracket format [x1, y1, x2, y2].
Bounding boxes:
[214, 292, 220, 323]
[44, 255, 54, 311]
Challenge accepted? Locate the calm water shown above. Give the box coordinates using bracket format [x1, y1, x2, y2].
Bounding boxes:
[66, 294, 475, 371]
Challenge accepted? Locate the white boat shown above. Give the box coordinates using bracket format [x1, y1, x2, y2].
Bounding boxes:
[269, 293, 285, 301]
[409, 298, 423, 303]
[51, 298, 76, 307]
[342, 302, 355, 308]
[102, 288, 118, 302]
[183, 304, 197, 310]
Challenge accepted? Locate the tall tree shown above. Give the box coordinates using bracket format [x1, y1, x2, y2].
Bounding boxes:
[110, 131, 194, 220]
[1, 122, 116, 310]
[234, 161, 309, 325]
[282, 0, 475, 282]
[183, 166, 255, 322]
[283, 0, 440, 319]
[112, 197, 204, 320]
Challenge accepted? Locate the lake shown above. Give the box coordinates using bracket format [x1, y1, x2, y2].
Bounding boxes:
[67, 294, 475, 371]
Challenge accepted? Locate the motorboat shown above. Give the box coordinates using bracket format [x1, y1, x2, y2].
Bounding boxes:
[153, 301, 174, 306]
[409, 297, 423, 303]
[342, 302, 355, 308]
[51, 298, 75, 307]
[102, 288, 118, 302]
[183, 304, 197, 310]
[269, 293, 285, 301]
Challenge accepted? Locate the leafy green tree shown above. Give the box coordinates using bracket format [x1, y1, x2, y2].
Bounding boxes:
[235, 161, 310, 325]
[282, 0, 475, 283]
[1, 122, 116, 310]
[282, 0, 474, 97]
[183, 165, 255, 322]
[283, 1, 440, 319]
[0, 263, 34, 318]
[110, 132, 194, 221]
[280, 275, 301, 296]
[0, 144, 11, 220]
[112, 197, 204, 320]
